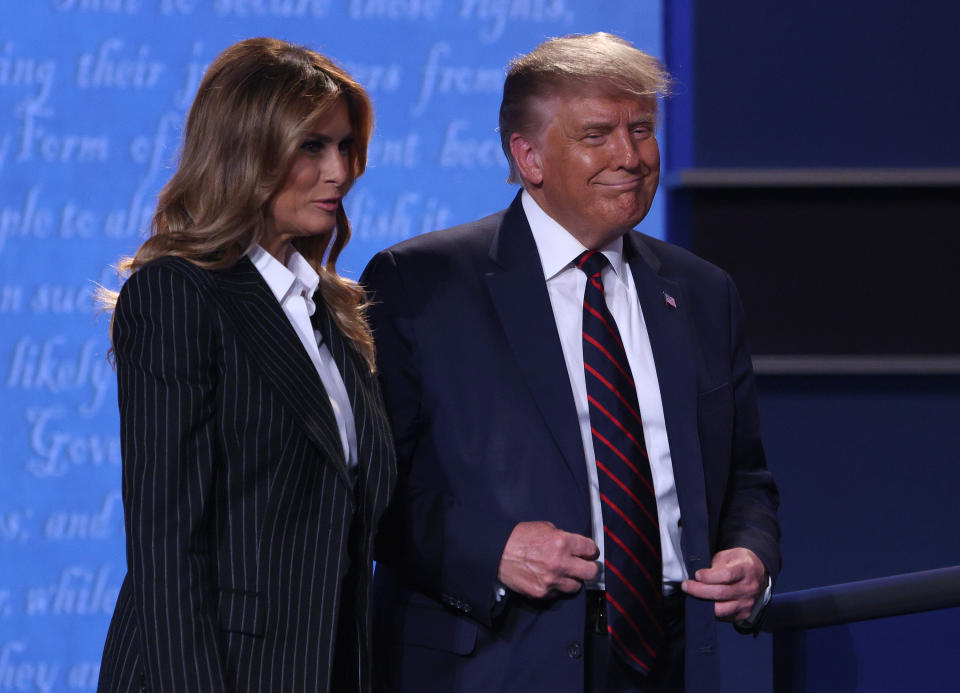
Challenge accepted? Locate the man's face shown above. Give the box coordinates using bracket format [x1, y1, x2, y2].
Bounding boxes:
[528, 91, 660, 247]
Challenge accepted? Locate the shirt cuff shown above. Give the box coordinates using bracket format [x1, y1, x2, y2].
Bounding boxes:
[737, 574, 773, 628]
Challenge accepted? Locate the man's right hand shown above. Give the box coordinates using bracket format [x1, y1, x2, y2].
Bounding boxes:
[497, 521, 600, 599]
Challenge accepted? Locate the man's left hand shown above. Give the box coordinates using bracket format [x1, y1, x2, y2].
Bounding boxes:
[680, 548, 767, 622]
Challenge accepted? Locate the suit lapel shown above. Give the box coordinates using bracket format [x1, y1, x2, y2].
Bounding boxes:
[624, 233, 710, 573]
[210, 257, 353, 488]
[313, 303, 373, 495]
[484, 195, 591, 509]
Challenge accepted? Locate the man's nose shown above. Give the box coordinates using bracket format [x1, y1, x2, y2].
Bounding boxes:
[611, 129, 640, 169]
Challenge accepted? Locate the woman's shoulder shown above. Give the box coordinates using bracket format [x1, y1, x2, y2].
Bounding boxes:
[115, 257, 220, 321]
[134, 255, 215, 283]
[112, 256, 224, 360]
[122, 256, 216, 296]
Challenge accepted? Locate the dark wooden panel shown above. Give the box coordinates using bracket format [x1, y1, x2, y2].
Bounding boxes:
[673, 186, 960, 357]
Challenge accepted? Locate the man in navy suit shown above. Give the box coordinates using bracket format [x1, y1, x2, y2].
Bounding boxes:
[364, 33, 780, 692]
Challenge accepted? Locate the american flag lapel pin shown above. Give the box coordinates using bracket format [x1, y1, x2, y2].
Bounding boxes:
[663, 291, 678, 309]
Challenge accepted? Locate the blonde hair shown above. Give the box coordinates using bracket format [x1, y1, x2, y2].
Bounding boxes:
[499, 32, 672, 183]
[100, 37, 377, 369]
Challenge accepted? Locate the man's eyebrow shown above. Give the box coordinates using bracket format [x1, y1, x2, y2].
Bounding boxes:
[579, 114, 657, 130]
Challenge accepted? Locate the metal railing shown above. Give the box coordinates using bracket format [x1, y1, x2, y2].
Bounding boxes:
[762, 565, 960, 632]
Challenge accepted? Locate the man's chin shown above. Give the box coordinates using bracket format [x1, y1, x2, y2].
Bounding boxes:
[604, 194, 652, 224]
[606, 208, 650, 233]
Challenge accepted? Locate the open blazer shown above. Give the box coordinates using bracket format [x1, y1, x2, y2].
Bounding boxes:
[364, 194, 779, 693]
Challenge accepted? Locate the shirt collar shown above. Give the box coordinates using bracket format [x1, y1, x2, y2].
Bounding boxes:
[521, 189, 627, 281]
[248, 244, 321, 305]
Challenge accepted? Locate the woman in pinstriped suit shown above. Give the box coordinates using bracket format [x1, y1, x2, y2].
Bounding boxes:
[96, 38, 396, 692]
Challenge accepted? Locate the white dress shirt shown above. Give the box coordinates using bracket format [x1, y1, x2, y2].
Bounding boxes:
[522, 191, 687, 591]
[248, 244, 358, 469]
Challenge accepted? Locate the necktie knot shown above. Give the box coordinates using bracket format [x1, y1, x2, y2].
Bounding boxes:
[575, 250, 609, 280]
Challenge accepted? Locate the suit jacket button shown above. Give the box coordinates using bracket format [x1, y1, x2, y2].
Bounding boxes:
[567, 641, 583, 659]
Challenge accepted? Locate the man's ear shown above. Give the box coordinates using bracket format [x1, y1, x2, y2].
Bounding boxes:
[509, 133, 543, 186]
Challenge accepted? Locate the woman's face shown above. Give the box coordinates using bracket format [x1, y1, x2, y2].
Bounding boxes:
[263, 98, 353, 260]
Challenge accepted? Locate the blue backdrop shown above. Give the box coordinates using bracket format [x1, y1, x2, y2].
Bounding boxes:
[0, 2, 665, 689]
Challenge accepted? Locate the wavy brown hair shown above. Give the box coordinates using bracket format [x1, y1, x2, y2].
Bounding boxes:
[100, 37, 377, 369]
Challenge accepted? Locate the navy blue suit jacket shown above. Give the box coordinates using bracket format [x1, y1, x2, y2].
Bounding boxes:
[363, 195, 780, 693]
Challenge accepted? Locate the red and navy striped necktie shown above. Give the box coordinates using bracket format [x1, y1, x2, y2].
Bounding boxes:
[575, 249, 664, 675]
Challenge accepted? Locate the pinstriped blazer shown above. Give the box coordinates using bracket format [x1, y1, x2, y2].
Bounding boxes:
[97, 255, 396, 693]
